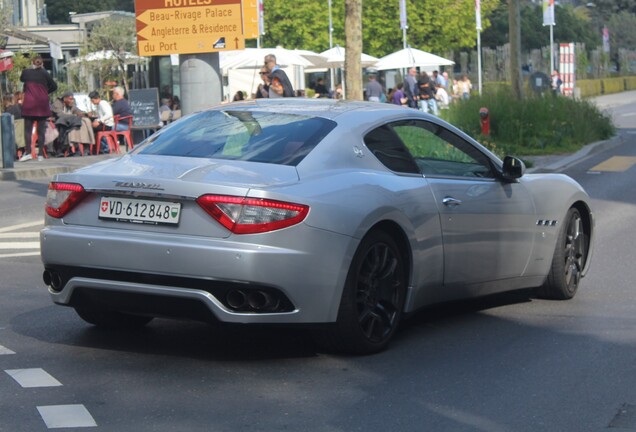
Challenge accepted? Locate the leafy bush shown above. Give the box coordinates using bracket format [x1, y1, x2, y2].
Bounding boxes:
[442, 88, 615, 158]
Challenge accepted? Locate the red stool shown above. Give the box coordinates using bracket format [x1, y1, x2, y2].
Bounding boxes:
[93, 130, 118, 154]
[114, 115, 134, 151]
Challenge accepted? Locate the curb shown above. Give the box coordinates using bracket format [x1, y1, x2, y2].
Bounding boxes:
[527, 133, 625, 174]
[0, 165, 77, 181]
[0, 153, 119, 182]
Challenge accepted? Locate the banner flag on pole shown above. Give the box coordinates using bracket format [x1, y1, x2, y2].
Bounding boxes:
[543, 0, 555, 26]
[400, 0, 407, 30]
[475, 0, 482, 31]
[258, 0, 265, 35]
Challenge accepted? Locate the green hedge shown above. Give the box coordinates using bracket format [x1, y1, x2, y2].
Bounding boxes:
[460, 76, 636, 99]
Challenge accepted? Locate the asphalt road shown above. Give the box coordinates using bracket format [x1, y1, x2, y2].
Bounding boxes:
[1, 97, 636, 431]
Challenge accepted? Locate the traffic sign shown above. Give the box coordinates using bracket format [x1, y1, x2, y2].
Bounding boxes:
[135, 0, 245, 56]
[138, 37, 244, 56]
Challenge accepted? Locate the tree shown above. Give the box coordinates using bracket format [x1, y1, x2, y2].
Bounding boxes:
[482, 3, 600, 51]
[261, 0, 343, 52]
[509, 0, 523, 99]
[84, 16, 137, 94]
[345, 0, 362, 100]
[46, 0, 134, 24]
[608, 11, 636, 58]
[260, 0, 498, 57]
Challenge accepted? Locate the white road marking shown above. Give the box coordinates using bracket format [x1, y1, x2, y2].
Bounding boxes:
[0, 344, 16, 355]
[0, 221, 42, 233]
[0, 252, 40, 258]
[5, 368, 63, 388]
[0, 232, 40, 238]
[0, 242, 40, 249]
[0, 222, 41, 259]
[37, 405, 97, 428]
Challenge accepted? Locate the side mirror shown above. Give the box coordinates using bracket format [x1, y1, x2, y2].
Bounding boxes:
[502, 156, 525, 181]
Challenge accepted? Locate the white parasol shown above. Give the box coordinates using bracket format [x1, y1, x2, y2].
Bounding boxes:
[374, 46, 454, 71]
[319, 45, 379, 68]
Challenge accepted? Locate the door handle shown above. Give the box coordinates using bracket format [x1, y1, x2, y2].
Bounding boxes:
[442, 196, 462, 207]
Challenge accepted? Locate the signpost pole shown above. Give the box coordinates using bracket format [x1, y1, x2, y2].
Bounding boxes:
[180, 53, 223, 115]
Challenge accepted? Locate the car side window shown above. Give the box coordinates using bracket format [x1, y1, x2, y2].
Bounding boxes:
[363, 124, 420, 174]
[392, 120, 495, 179]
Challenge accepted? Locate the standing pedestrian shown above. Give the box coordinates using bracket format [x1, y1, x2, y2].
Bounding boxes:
[404, 67, 419, 109]
[417, 72, 438, 115]
[264, 54, 295, 98]
[551, 69, 562, 96]
[19, 55, 57, 161]
[255, 66, 270, 98]
[391, 83, 407, 106]
[459, 74, 472, 100]
[365, 73, 384, 102]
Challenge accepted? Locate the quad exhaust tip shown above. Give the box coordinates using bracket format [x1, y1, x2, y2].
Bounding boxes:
[226, 289, 281, 312]
[43, 270, 63, 292]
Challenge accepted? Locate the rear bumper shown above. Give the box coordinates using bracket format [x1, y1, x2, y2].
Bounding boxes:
[41, 224, 355, 324]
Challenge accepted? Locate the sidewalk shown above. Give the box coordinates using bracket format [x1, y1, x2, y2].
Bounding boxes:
[2, 91, 635, 181]
[0, 152, 121, 181]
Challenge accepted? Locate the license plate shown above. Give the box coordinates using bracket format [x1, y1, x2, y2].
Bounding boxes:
[99, 197, 181, 225]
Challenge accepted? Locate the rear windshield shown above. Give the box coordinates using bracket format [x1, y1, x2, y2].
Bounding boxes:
[136, 110, 337, 166]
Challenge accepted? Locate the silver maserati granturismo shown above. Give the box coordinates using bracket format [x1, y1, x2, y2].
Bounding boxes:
[41, 99, 594, 354]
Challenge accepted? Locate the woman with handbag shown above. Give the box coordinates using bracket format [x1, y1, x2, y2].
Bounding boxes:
[19, 55, 57, 162]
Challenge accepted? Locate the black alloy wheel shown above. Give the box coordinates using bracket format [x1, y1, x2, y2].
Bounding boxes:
[354, 241, 403, 343]
[538, 207, 588, 300]
[322, 230, 407, 354]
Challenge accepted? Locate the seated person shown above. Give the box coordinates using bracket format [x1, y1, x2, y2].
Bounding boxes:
[313, 78, 329, 98]
[159, 98, 173, 125]
[89, 90, 114, 153]
[51, 91, 95, 155]
[111, 86, 133, 131]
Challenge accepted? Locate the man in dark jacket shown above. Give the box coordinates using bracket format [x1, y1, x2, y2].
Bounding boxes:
[19, 55, 57, 161]
[404, 67, 419, 109]
[51, 91, 95, 155]
[264, 54, 295, 98]
[111, 86, 133, 131]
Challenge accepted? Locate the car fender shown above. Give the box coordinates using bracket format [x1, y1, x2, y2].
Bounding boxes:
[520, 173, 594, 278]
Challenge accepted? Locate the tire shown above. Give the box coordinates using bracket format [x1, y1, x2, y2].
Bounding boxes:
[537, 207, 588, 300]
[318, 230, 407, 355]
[74, 306, 153, 329]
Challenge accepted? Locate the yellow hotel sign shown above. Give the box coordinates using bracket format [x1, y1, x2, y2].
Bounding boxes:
[242, 0, 259, 39]
[135, 0, 246, 56]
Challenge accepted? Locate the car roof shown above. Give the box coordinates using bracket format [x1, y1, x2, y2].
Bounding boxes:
[205, 98, 413, 122]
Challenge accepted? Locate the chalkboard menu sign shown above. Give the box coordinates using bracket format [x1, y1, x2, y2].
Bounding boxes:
[129, 88, 160, 128]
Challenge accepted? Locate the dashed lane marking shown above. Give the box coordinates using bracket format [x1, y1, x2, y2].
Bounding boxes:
[0, 344, 16, 355]
[0, 232, 39, 238]
[0, 220, 42, 233]
[0, 251, 41, 258]
[0, 221, 41, 259]
[0, 242, 40, 249]
[5, 368, 63, 388]
[2, 336, 98, 429]
[37, 405, 98, 429]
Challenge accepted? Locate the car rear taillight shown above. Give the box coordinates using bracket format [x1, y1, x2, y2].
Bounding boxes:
[196, 195, 309, 234]
[45, 182, 88, 218]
